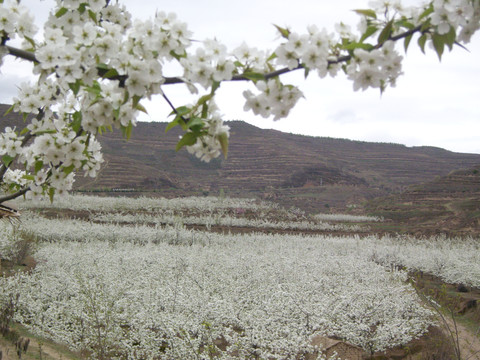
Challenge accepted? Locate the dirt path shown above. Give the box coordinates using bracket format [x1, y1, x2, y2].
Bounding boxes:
[1, 336, 76, 360]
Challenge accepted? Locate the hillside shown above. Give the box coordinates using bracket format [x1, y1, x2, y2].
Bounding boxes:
[78, 120, 480, 213]
[2, 103, 480, 213]
[366, 165, 480, 236]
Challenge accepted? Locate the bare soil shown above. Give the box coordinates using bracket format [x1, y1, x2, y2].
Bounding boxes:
[446, 318, 480, 360]
[0, 333, 79, 360]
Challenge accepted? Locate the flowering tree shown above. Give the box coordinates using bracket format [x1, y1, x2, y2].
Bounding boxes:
[0, 0, 478, 204]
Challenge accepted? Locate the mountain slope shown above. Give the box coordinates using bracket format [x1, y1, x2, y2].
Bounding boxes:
[85, 120, 480, 188]
[1, 104, 480, 213]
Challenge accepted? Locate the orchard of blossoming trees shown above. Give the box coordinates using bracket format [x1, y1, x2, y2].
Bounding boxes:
[2, 194, 480, 358]
[0, 0, 479, 204]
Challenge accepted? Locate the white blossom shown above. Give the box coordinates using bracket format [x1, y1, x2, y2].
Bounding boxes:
[243, 79, 303, 120]
[0, 205, 443, 358]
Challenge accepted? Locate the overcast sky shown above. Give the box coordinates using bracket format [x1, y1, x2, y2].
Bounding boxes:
[2, 1, 480, 154]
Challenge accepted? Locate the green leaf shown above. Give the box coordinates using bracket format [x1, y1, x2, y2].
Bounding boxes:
[377, 20, 393, 44]
[3, 104, 14, 116]
[69, 80, 82, 96]
[63, 164, 75, 175]
[2, 155, 14, 167]
[189, 124, 205, 134]
[201, 104, 209, 119]
[55, 7, 68, 18]
[170, 106, 191, 117]
[8, 183, 18, 192]
[78, 3, 88, 13]
[353, 9, 377, 19]
[360, 25, 378, 43]
[132, 95, 142, 108]
[266, 52, 277, 62]
[101, 68, 120, 79]
[178, 117, 190, 131]
[165, 119, 180, 133]
[217, 132, 229, 159]
[419, 4, 434, 20]
[49, 187, 55, 203]
[396, 19, 415, 30]
[169, 49, 187, 60]
[122, 90, 130, 105]
[20, 127, 29, 136]
[122, 121, 133, 140]
[445, 26, 456, 50]
[197, 94, 214, 107]
[113, 108, 120, 121]
[211, 81, 221, 93]
[432, 33, 445, 60]
[304, 66, 310, 79]
[404, 33, 413, 53]
[23, 36, 36, 49]
[135, 102, 148, 114]
[176, 132, 198, 151]
[418, 34, 427, 53]
[273, 24, 290, 39]
[71, 111, 82, 133]
[96, 63, 109, 70]
[242, 72, 265, 82]
[342, 42, 375, 51]
[420, 19, 432, 33]
[34, 129, 57, 135]
[22, 174, 35, 181]
[84, 82, 102, 96]
[88, 9, 97, 23]
[187, 117, 204, 130]
[34, 160, 44, 174]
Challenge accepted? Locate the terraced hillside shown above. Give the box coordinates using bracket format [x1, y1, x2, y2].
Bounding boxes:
[366, 165, 480, 236]
[83, 121, 480, 187]
[2, 104, 480, 212]
[82, 120, 480, 211]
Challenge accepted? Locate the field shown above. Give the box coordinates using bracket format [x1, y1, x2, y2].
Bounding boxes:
[1, 194, 480, 359]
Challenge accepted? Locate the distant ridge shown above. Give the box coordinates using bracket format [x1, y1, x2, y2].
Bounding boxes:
[1, 104, 480, 213]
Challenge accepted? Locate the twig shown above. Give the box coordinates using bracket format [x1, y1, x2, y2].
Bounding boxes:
[414, 286, 462, 360]
[5, 45, 38, 63]
[3, 26, 427, 87]
[0, 188, 30, 204]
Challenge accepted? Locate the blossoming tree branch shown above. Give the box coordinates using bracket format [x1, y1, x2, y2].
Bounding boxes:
[0, 0, 478, 204]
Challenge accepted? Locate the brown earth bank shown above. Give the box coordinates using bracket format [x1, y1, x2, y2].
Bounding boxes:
[0, 328, 468, 360]
[30, 207, 374, 238]
[0, 326, 81, 360]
